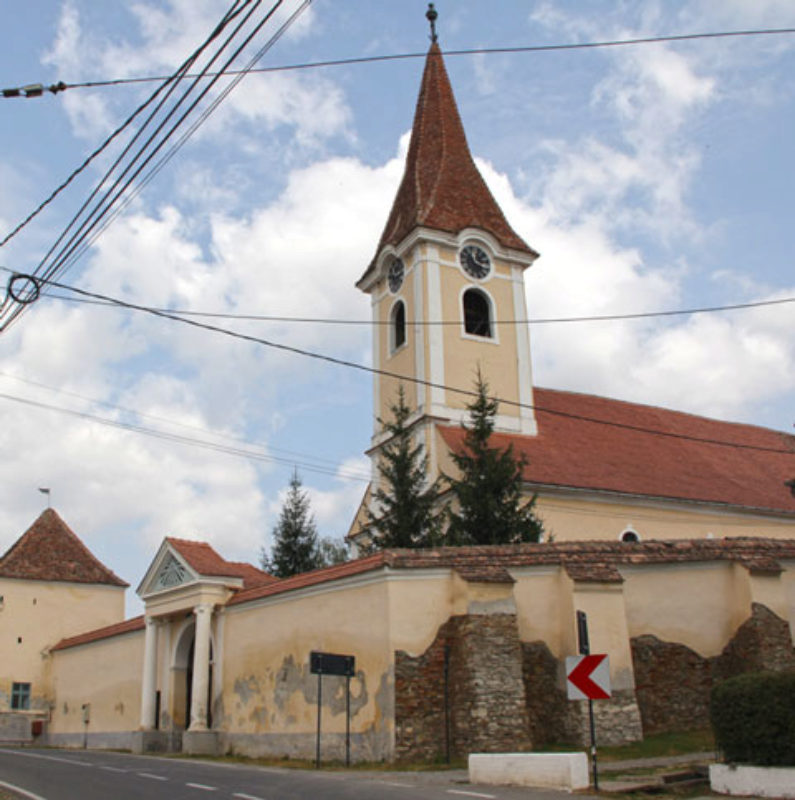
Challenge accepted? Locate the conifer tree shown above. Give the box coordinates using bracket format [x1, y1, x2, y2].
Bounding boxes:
[367, 385, 444, 549]
[262, 470, 322, 577]
[446, 371, 543, 545]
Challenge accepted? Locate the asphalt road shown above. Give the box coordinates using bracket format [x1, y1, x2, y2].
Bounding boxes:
[0, 748, 598, 800]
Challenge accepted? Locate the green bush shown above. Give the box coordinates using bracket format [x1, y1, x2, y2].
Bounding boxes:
[710, 670, 795, 767]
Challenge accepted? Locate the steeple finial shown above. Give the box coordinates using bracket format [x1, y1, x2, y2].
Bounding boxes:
[426, 3, 438, 43]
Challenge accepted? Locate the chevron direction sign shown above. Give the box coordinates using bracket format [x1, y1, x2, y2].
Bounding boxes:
[566, 654, 611, 700]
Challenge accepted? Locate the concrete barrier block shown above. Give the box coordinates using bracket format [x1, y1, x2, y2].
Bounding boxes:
[469, 752, 589, 790]
[710, 763, 795, 799]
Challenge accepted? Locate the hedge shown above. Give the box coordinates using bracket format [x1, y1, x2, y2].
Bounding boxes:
[710, 670, 795, 767]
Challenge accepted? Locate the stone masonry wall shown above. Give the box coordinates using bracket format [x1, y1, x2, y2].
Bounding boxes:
[394, 613, 530, 762]
[522, 642, 642, 747]
[632, 603, 795, 735]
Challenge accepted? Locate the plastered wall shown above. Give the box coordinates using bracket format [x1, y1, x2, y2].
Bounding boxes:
[50, 630, 142, 735]
[0, 578, 125, 712]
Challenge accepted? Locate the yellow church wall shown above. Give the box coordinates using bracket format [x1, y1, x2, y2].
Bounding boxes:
[378, 282, 418, 421]
[0, 578, 125, 713]
[782, 566, 795, 641]
[536, 493, 795, 543]
[387, 572, 456, 655]
[49, 630, 142, 736]
[219, 577, 393, 757]
[622, 562, 749, 656]
[571, 582, 636, 690]
[437, 252, 521, 421]
[746, 568, 790, 621]
[512, 569, 568, 656]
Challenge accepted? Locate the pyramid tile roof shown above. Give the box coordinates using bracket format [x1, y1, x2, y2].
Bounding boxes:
[360, 43, 536, 284]
[438, 387, 795, 516]
[0, 509, 127, 587]
[167, 537, 276, 589]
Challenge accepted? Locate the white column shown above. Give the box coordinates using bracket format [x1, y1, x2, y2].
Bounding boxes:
[139, 616, 158, 730]
[188, 603, 213, 732]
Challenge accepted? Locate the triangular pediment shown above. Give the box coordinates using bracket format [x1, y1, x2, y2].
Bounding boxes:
[137, 540, 199, 599]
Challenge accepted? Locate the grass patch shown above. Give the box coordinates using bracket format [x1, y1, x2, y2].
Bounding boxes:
[598, 729, 715, 762]
[537, 729, 715, 762]
[165, 751, 467, 772]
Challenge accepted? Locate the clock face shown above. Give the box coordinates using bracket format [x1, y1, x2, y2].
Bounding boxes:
[460, 244, 491, 279]
[387, 257, 405, 293]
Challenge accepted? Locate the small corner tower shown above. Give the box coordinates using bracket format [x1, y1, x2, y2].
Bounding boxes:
[356, 11, 540, 475]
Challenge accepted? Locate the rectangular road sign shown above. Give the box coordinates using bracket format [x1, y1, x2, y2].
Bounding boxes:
[310, 651, 355, 677]
[566, 654, 611, 700]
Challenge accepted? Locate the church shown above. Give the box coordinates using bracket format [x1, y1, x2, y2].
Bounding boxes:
[1, 28, 794, 762]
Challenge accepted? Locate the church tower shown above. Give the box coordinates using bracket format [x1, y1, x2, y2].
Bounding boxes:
[356, 31, 540, 486]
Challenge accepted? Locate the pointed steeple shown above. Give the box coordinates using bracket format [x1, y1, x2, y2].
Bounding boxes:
[360, 42, 536, 283]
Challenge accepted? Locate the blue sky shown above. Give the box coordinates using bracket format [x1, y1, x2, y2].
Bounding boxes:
[1, 0, 793, 613]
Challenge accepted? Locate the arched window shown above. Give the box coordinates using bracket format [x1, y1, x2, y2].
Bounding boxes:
[391, 300, 406, 351]
[463, 288, 492, 337]
[620, 527, 640, 543]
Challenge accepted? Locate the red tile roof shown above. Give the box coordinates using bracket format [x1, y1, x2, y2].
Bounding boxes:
[167, 537, 277, 588]
[50, 537, 795, 649]
[0, 509, 128, 587]
[226, 537, 795, 606]
[360, 43, 536, 284]
[51, 615, 145, 652]
[438, 387, 795, 516]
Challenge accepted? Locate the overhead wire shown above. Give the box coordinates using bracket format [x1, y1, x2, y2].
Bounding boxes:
[0, 0, 314, 333]
[32, 276, 795, 456]
[0, 370, 360, 473]
[52, 0, 312, 285]
[3, 28, 794, 96]
[0, 0, 253, 252]
[25, 283, 795, 326]
[0, 390, 371, 482]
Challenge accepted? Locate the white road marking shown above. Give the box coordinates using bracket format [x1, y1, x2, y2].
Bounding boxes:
[138, 772, 168, 781]
[379, 782, 412, 788]
[0, 779, 49, 800]
[99, 766, 128, 773]
[2, 751, 92, 767]
[233, 794, 266, 800]
[447, 791, 496, 799]
[186, 783, 218, 791]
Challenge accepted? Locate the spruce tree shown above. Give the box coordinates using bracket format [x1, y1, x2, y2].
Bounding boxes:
[367, 385, 443, 549]
[446, 371, 543, 545]
[262, 470, 322, 577]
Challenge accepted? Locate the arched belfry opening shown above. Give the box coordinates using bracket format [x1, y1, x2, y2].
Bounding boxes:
[463, 288, 492, 337]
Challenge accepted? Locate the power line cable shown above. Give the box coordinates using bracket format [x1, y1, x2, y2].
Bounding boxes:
[0, 390, 371, 482]
[29, 275, 795, 455]
[4, 28, 794, 96]
[0, 0, 314, 332]
[50, 0, 311, 287]
[0, 369, 359, 472]
[0, 0, 254, 252]
[30, 284, 795, 326]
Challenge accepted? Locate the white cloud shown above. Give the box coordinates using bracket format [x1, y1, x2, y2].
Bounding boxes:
[41, 0, 344, 148]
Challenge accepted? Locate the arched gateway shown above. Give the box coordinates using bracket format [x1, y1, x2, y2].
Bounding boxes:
[132, 538, 273, 755]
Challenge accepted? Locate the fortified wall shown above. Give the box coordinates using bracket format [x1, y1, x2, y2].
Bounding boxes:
[40, 537, 795, 761]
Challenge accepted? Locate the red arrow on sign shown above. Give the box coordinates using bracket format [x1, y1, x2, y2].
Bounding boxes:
[566, 654, 611, 700]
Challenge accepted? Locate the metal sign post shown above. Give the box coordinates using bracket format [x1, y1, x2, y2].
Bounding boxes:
[567, 611, 612, 791]
[310, 651, 355, 768]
